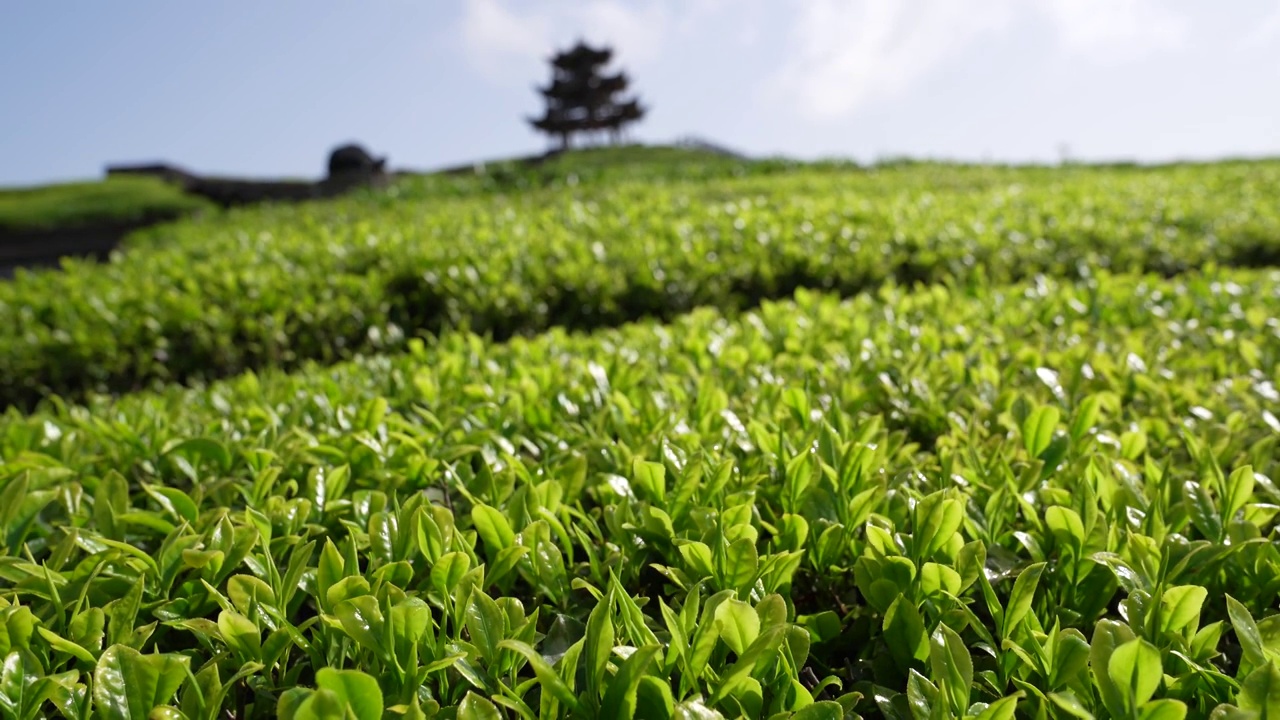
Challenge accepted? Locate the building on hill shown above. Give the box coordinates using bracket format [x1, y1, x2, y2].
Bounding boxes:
[327, 144, 387, 179]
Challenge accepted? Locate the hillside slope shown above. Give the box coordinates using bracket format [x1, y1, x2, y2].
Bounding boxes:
[2, 152, 1279, 410]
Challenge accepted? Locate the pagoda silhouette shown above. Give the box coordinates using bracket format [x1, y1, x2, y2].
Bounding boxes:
[529, 41, 646, 150]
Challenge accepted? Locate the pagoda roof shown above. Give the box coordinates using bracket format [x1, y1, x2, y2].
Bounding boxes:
[538, 72, 628, 98]
[551, 41, 612, 69]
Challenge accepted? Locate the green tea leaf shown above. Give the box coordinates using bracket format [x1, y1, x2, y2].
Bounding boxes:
[471, 504, 515, 561]
[1023, 405, 1060, 459]
[632, 459, 666, 504]
[1069, 394, 1103, 443]
[1225, 466, 1256, 522]
[721, 537, 759, 593]
[1140, 699, 1188, 720]
[499, 639, 581, 710]
[1239, 661, 1280, 717]
[884, 595, 928, 670]
[465, 590, 506, 661]
[335, 595, 388, 659]
[1092, 619, 1138, 719]
[791, 700, 844, 720]
[430, 551, 472, 601]
[974, 694, 1023, 720]
[1108, 638, 1163, 708]
[584, 596, 614, 705]
[217, 610, 261, 662]
[714, 599, 760, 656]
[314, 668, 383, 720]
[600, 644, 661, 720]
[1002, 562, 1046, 638]
[929, 623, 972, 714]
[1159, 586, 1208, 636]
[634, 675, 675, 720]
[162, 437, 232, 473]
[1045, 506, 1085, 549]
[1228, 595, 1269, 672]
[92, 645, 189, 720]
[906, 670, 938, 719]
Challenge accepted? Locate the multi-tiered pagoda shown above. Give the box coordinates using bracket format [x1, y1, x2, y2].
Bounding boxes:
[529, 41, 647, 149]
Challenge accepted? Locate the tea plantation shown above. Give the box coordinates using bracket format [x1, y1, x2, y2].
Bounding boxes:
[1, 154, 1278, 719]
[0, 176, 210, 235]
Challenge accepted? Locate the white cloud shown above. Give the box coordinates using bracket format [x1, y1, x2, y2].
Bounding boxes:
[574, 3, 671, 64]
[459, 0, 555, 79]
[1039, 0, 1188, 56]
[1243, 1, 1280, 49]
[459, 0, 672, 82]
[765, 0, 1017, 121]
[463, 0, 1197, 124]
[766, 0, 1193, 122]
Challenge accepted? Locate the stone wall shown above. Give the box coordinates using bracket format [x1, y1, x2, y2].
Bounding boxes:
[105, 162, 389, 208]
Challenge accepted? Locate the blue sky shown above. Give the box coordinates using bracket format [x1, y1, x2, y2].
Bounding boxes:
[2, 1, 1279, 186]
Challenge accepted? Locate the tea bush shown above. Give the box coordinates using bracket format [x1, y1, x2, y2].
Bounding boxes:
[3, 161, 1279, 409]
[0, 175, 210, 233]
[1, 270, 1278, 717]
